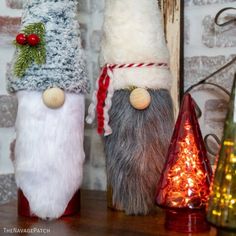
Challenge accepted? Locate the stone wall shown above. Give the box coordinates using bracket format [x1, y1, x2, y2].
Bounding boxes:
[0, 1, 20, 178]
[184, 0, 236, 163]
[0, 0, 235, 203]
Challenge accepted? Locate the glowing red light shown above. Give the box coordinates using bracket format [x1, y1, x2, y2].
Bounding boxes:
[156, 93, 212, 233]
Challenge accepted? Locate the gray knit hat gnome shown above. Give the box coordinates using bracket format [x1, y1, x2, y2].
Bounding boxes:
[7, 0, 89, 219]
[87, 0, 174, 215]
[7, 0, 90, 94]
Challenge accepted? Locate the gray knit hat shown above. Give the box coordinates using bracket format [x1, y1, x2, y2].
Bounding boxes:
[7, 0, 90, 94]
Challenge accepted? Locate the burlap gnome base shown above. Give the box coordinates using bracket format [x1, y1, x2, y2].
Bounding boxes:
[7, 0, 89, 219]
[87, 0, 174, 215]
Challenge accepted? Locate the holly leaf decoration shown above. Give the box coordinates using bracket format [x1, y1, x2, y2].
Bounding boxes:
[14, 22, 46, 78]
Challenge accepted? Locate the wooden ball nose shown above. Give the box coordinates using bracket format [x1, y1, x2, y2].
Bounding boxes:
[42, 87, 65, 109]
[129, 88, 151, 110]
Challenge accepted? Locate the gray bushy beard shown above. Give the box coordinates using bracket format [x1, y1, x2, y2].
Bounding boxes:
[104, 89, 174, 215]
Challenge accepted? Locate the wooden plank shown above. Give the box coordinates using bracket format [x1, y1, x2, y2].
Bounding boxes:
[160, 0, 184, 113]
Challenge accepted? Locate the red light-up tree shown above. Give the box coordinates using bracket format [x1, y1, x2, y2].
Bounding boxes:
[156, 93, 213, 233]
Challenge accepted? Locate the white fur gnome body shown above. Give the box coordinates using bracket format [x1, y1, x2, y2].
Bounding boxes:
[87, 0, 174, 215]
[7, 0, 89, 219]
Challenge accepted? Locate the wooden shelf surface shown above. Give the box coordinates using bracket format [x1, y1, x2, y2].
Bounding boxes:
[0, 190, 217, 236]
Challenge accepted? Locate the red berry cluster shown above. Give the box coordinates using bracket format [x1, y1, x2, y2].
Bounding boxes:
[16, 33, 40, 46]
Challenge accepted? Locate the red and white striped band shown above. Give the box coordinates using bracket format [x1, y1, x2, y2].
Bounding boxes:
[86, 62, 169, 136]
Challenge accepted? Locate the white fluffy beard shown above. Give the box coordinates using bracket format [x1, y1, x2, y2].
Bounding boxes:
[14, 91, 85, 219]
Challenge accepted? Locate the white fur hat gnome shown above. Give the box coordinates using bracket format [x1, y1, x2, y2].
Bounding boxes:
[87, 0, 174, 215]
[7, 0, 89, 219]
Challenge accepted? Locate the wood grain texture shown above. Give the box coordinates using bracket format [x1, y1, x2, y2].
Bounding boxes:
[160, 0, 183, 113]
[0, 190, 217, 236]
[42, 87, 65, 109]
[129, 88, 151, 110]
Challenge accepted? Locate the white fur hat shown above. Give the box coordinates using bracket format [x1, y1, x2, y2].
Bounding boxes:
[87, 0, 172, 135]
[99, 0, 172, 91]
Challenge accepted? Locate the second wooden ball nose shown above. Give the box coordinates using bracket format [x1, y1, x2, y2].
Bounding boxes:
[129, 88, 151, 110]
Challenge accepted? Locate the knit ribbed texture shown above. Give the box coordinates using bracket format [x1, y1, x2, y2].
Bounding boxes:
[7, 0, 90, 94]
